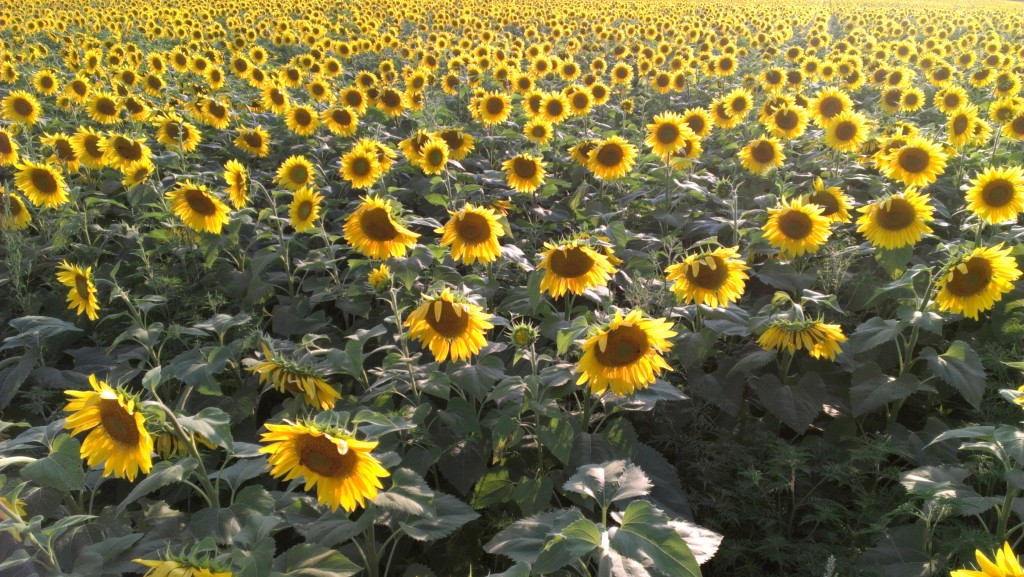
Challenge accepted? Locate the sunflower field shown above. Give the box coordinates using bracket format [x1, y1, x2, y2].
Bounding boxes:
[3, 0, 1024, 575]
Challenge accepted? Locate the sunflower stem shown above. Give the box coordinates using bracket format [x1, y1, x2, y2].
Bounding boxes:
[153, 398, 220, 509]
[780, 351, 794, 380]
[386, 288, 421, 403]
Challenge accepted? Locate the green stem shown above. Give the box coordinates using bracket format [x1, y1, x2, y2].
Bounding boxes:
[997, 484, 1019, 543]
[154, 399, 220, 508]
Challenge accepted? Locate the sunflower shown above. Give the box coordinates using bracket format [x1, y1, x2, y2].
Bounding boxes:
[260, 421, 389, 512]
[56, 260, 101, 321]
[765, 104, 809, 140]
[339, 87, 368, 114]
[101, 134, 152, 172]
[0, 129, 19, 166]
[417, 137, 450, 175]
[879, 135, 948, 187]
[276, 155, 316, 191]
[856, 188, 935, 249]
[935, 244, 1022, 320]
[285, 105, 319, 136]
[289, 187, 323, 233]
[376, 88, 404, 117]
[340, 144, 383, 189]
[63, 375, 153, 481]
[948, 105, 980, 148]
[1003, 111, 1024, 141]
[250, 344, 338, 409]
[965, 166, 1024, 224]
[757, 319, 846, 360]
[935, 85, 970, 115]
[154, 114, 201, 152]
[502, 153, 546, 193]
[710, 98, 741, 129]
[166, 181, 231, 234]
[343, 195, 419, 259]
[435, 128, 475, 161]
[2, 90, 41, 125]
[321, 107, 359, 137]
[133, 557, 231, 577]
[65, 76, 90, 103]
[803, 177, 853, 223]
[122, 161, 154, 189]
[576, 309, 677, 396]
[368, 264, 392, 290]
[665, 246, 748, 308]
[478, 91, 512, 125]
[0, 189, 31, 230]
[681, 107, 713, 138]
[224, 159, 249, 209]
[645, 111, 695, 157]
[950, 542, 1023, 577]
[37, 132, 78, 172]
[437, 204, 505, 265]
[537, 92, 570, 124]
[260, 84, 290, 114]
[739, 137, 786, 176]
[569, 140, 600, 167]
[14, 161, 69, 208]
[235, 126, 271, 157]
[587, 136, 637, 180]
[824, 111, 870, 153]
[808, 87, 853, 126]
[87, 91, 121, 124]
[763, 196, 832, 257]
[405, 288, 493, 362]
[538, 240, 617, 298]
[524, 119, 553, 144]
[724, 88, 754, 118]
[70, 127, 108, 170]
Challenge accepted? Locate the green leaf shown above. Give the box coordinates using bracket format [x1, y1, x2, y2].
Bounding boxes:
[849, 362, 919, 417]
[117, 458, 198, 514]
[1, 316, 82, 351]
[22, 434, 85, 492]
[399, 493, 480, 541]
[375, 468, 435, 516]
[609, 500, 700, 577]
[848, 317, 902, 354]
[450, 356, 506, 399]
[920, 341, 986, 408]
[178, 407, 233, 450]
[751, 373, 825, 433]
[73, 533, 144, 575]
[563, 460, 652, 510]
[532, 518, 602, 575]
[512, 476, 554, 517]
[470, 467, 514, 508]
[272, 544, 361, 577]
[484, 508, 586, 564]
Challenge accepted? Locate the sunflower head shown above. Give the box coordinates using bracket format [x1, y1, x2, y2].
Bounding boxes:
[64, 375, 153, 481]
[762, 196, 832, 257]
[404, 288, 494, 362]
[249, 343, 338, 409]
[436, 203, 505, 265]
[368, 264, 393, 290]
[538, 239, 617, 299]
[587, 136, 638, 180]
[665, 246, 749, 308]
[935, 244, 1022, 320]
[965, 166, 1024, 224]
[757, 318, 847, 360]
[803, 177, 853, 223]
[166, 180, 232, 235]
[576, 309, 677, 396]
[343, 195, 420, 259]
[856, 187, 935, 250]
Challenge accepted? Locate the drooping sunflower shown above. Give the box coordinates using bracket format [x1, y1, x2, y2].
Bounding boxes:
[0, 129, 19, 166]
[437, 204, 505, 265]
[368, 264, 392, 290]
[757, 319, 847, 360]
[935, 244, 1022, 320]
[824, 111, 870, 153]
[289, 187, 323, 233]
[762, 196, 832, 257]
[165, 181, 231, 234]
[405, 288, 494, 362]
[739, 137, 786, 176]
[343, 195, 420, 259]
[234, 126, 271, 157]
[950, 542, 1023, 577]
[0, 189, 31, 230]
[14, 161, 69, 208]
[260, 421, 389, 512]
[478, 91, 512, 125]
[275, 155, 316, 191]
[2, 91, 41, 125]
[803, 177, 853, 223]
[645, 111, 695, 157]
[133, 557, 231, 577]
[250, 344, 338, 409]
[64, 375, 153, 481]
[576, 309, 677, 396]
[340, 144, 383, 189]
[502, 153, 546, 193]
[71, 127, 108, 170]
[537, 240, 617, 298]
[223, 160, 249, 209]
[665, 246, 749, 308]
[321, 107, 359, 137]
[965, 166, 1024, 224]
[856, 188, 935, 250]
[587, 136, 637, 180]
[879, 135, 948, 188]
[56, 261, 101, 321]
[86, 91, 121, 124]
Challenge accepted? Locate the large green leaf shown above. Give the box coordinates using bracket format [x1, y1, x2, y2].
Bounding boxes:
[849, 362, 918, 416]
[609, 500, 701, 577]
[272, 544, 361, 577]
[117, 458, 197, 514]
[22, 434, 85, 492]
[484, 508, 587, 565]
[920, 341, 986, 408]
[751, 373, 825, 433]
[563, 460, 652, 510]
